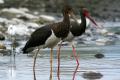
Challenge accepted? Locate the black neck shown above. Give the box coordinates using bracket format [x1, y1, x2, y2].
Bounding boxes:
[79, 11, 87, 33]
[63, 13, 70, 25]
[50, 12, 70, 39]
[80, 11, 86, 28]
[70, 10, 86, 36]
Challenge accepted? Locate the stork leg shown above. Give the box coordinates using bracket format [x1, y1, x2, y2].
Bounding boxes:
[33, 48, 40, 80]
[72, 45, 79, 80]
[50, 48, 53, 80]
[57, 41, 62, 80]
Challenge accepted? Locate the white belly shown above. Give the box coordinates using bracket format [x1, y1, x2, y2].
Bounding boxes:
[43, 30, 61, 48]
[63, 31, 74, 42]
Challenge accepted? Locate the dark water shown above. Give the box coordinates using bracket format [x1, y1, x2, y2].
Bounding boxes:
[0, 27, 120, 80]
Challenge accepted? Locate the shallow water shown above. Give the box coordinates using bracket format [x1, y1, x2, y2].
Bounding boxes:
[0, 27, 120, 80]
[0, 41, 120, 80]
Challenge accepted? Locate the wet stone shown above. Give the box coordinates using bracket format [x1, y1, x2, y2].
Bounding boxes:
[82, 71, 103, 80]
[94, 53, 105, 59]
[0, 44, 6, 49]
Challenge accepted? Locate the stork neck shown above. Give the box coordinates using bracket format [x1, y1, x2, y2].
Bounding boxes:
[63, 13, 70, 24]
[70, 11, 87, 37]
[80, 12, 86, 27]
[50, 12, 70, 39]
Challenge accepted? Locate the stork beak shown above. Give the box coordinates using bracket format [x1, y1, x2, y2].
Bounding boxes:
[86, 14, 100, 28]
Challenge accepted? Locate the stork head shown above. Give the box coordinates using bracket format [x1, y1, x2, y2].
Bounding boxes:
[80, 8, 99, 28]
[62, 5, 77, 21]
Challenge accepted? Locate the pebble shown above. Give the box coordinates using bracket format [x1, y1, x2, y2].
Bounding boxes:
[0, 43, 6, 49]
[94, 53, 104, 59]
[82, 71, 103, 80]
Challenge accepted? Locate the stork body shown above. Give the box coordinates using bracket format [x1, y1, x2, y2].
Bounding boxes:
[65, 8, 98, 41]
[22, 5, 76, 80]
[57, 8, 98, 80]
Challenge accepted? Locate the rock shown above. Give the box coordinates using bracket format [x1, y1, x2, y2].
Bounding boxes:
[94, 53, 104, 59]
[0, 36, 5, 40]
[82, 71, 103, 80]
[0, 24, 5, 30]
[17, 15, 30, 21]
[18, 8, 29, 12]
[0, 43, 6, 49]
[34, 17, 53, 24]
[0, 11, 17, 19]
[39, 15, 56, 21]
[0, 0, 4, 4]
[0, 33, 5, 40]
[0, 26, 7, 33]
[95, 38, 115, 46]
[1, 8, 25, 14]
[1, 8, 37, 20]
[0, 49, 11, 56]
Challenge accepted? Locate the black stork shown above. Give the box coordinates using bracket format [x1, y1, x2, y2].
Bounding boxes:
[57, 8, 99, 80]
[22, 5, 76, 80]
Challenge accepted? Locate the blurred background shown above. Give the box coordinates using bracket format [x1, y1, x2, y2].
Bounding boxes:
[0, 0, 120, 21]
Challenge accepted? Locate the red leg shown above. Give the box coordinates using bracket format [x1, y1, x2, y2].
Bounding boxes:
[57, 42, 62, 80]
[72, 45, 79, 80]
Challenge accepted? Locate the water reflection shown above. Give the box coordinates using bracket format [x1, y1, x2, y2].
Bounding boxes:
[8, 65, 16, 80]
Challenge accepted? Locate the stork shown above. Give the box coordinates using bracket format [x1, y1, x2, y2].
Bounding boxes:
[57, 8, 99, 80]
[22, 5, 76, 80]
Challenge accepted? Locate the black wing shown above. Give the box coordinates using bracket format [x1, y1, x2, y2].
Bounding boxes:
[22, 25, 52, 53]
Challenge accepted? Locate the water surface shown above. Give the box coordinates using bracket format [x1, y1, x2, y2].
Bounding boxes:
[0, 26, 120, 80]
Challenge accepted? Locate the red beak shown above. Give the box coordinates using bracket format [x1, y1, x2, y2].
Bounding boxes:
[86, 14, 101, 28]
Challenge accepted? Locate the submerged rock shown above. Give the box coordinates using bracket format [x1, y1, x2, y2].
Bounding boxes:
[82, 71, 103, 80]
[94, 53, 104, 59]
